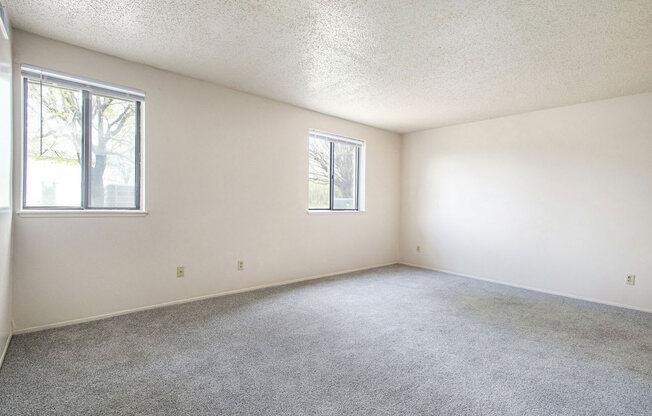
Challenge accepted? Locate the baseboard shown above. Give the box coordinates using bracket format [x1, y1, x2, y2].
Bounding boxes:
[400, 262, 652, 314]
[0, 333, 11, 369]
[13, 261, 399, 335]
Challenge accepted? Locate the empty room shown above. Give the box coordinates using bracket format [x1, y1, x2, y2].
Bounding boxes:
[0, 1, 650, 415]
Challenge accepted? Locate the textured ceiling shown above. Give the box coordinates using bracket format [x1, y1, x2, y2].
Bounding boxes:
[5, 0, 652, 133]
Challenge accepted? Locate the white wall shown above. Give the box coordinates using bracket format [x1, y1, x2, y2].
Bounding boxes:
[10, 30, 651, 334]
[0, 7, 12, 361]
[401, 93, 652, 311]
[11, 31, 401, 331]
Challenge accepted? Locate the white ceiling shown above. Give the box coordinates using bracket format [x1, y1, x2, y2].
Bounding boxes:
[5, 0, 652, 133]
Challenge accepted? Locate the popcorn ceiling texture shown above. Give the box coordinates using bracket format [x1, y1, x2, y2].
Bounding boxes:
[5, 0, 652, 133]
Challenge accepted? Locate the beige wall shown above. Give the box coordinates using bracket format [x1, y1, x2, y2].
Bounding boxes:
[401, 93, 652, 311]
[0, 14, 12, 358]
[9, 30, 652, 333]
[11, 31, 401, 331]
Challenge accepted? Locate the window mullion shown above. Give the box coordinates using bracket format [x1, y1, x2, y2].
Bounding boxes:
[329, 141, 335, 210]
[355, 145, 360, 211]
[134, 101, 141, 210]
[81, 90, 91, 208]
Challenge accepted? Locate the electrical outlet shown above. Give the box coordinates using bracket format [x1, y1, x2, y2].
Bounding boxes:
[176, 266, 185, 278]
[626, 275, 635, 286]
[237, 261, 244, 271]
[416, 245, 421, 253]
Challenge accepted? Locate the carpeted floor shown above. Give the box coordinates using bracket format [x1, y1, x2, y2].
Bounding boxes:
[0, 265, 650, 415]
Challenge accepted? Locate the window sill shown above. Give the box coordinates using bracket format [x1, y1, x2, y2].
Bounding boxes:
[306, 210, 365, 215]
[17, 210, 149, 218]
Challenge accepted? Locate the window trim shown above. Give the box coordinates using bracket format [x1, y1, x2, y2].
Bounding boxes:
[308, 129, 363, 212]
[21, 65, 145, 212]
[21, 65, 145, 101]
[16, 209, 148, 218]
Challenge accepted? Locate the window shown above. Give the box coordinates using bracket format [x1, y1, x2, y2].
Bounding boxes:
[308, 129, 362, 211]
[22, 65, 144, 210]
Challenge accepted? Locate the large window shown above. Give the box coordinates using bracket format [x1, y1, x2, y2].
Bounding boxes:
[308, 129, 362, 211]
[22, 65, 144, 210]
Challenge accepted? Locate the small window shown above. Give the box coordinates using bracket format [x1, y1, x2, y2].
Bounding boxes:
[22, 65, 144, 210]
[308, 129, 362, 211]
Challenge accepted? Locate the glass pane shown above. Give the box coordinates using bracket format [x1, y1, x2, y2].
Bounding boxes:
[25, 81, 82, 207]
[333, 141, 357, 210]
[308, 136, 330, 209]
[90, 94, 137, 208]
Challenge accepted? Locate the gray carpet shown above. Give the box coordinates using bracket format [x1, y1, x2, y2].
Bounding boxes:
[0, 265, 650, 415]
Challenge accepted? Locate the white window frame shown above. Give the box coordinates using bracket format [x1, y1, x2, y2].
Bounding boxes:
[308, 129, 365, 213]
[18, 65, 146, 216]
